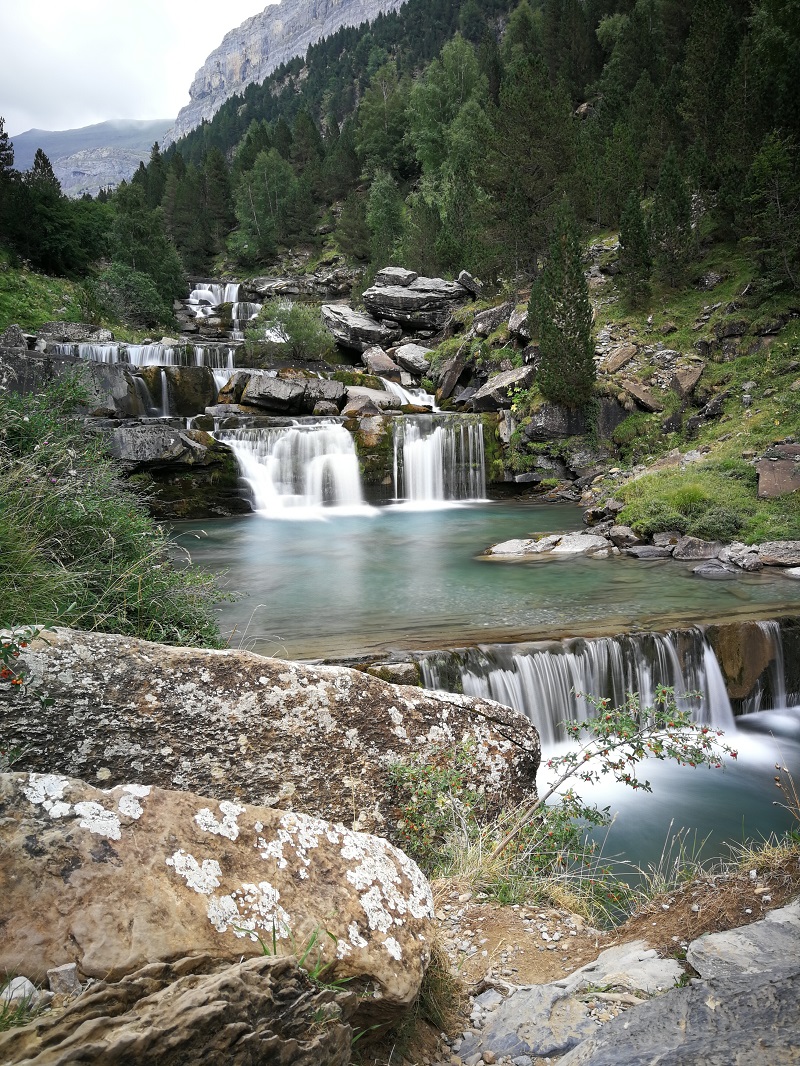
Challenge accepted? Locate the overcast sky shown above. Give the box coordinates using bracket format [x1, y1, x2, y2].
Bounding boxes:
[1, 1, 278, 136]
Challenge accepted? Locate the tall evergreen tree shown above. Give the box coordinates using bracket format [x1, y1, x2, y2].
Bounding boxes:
[366, 169, 404, 265]
[528, 200, 595, 409]
[619, 191, 652, 306]
[649, 145, 693, 286]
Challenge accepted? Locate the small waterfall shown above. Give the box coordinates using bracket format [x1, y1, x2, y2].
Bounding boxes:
[212, 369, 231, 395]
[393, 415, 486, 504]
[128, 345, 176, 367]
[51, 342, 238, 373]
[193, 345, 237, 370]
[133, 376, 158, 417]
[740, 620, 788, 713]
[217, 423, 370, 517]
[159, 370, 170, 416]
[420, 629, 736, 745]
[231, 302, 262, 332]
[381, 378, 438, 410]
[189, 282, 241, 310]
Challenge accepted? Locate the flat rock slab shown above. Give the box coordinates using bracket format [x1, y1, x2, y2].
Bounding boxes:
[3, 629, 539, 837]
[0, 771, 431, 1022]
[759, 541, 800, 566]
[686, 900, 800, 979]
[459, 943, 683, 1065]
[485, 534, 610, 558]
[558, 964, 800, 1066]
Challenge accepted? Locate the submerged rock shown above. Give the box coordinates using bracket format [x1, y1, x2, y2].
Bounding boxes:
[3, 628, 539, 836]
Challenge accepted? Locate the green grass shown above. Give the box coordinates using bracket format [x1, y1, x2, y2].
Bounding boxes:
[0, 373, 223, 645]
[0, 254, 83, 331]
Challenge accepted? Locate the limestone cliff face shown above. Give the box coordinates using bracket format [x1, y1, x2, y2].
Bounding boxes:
[165, 0, 407, 146]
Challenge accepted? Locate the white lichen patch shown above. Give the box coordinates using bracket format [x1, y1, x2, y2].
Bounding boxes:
[73, 800, 122, 840]
[207, 881, 291, 939]
[22, 773, 70, 811]
[117, 793, 145, 820]
[384, 936, 403, 960]
[387, 706, 408, 740]
[341, 828, 434, 934]
[194, 800, 246, 840]
[166, 850, 222, 895]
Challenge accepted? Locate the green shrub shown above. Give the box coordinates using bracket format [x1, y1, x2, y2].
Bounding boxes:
[246, 300, 335, 363]
[82, 262, 173, 329]
[618, 498, 689, 537]
[689, 506, 743, 542]
[0, 374, 222, 646]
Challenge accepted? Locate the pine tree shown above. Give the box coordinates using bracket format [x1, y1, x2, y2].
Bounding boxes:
[28, 148, 60, 190]
[366, 169, 404, 265]
[0, 116, 14, 174]
[528, 200, 595, 409]
[619, 191, 652, 306]
[650, 145, 692, 286]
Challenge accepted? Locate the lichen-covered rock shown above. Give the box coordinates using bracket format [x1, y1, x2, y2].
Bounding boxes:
[0, 953, 357, 1065]
[0, 771, 433, 1025]
[2, 628, 539, 836]
[321, 304, 402, 352]
[362, 277, 470, 331]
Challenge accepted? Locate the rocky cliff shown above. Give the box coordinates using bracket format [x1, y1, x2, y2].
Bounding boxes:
[164, 0, 407, 145]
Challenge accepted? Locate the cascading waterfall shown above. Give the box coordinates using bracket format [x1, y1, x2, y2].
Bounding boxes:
[50, 342, 237, 371]
[393, 415, 486, 504]
[216, 423, 370, 517]
[231, 302, 262, 333]
[420, 628, 737, 745]
[188, 282, 241, 315]
[381, 378, 438, 410]
[740, 620, 788, 712]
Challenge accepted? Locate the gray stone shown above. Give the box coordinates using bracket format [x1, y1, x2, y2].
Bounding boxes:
[1, 976, 38, 1005]
[472, 366, 536, 411]
[557, 941, 684, 996]
[361, 345, 401, 379]
[624, 545, 675, 559]
[394, 343, 432, 376]
[2, 628, 539, 835]
[373, 266, 418, 288]
[321, 304, 402, 352]
[550, 534, 611, 556]
[313, 400, 340, 416]
[757, 450, 800, 498]
[620, 380, 664, 412]
[603, 343, 637, 373]
[47, 963, 82, 997]
[652, 531, 682, 546]
[485, 538, 538, 556]
[457, 270, 483, 296]
[436, 349, 469, 400]
[474, 302, 514, 337]
[241, 373, 307, 412]
[557, 965, 800, 1066]
[507, 307, 531, 340]
[715, 318, 748, 339]
[341, 394, 383, 418]
[753, 541, 800, 567]
[672, 364, 705, 398]
[0, 324, 27, 348]
[608, 525, 645, 548]
[344, 386, 400, 411]
[672, 536, 723, 560]
[687, 900, 800, 979]
[692, 561, 739, 579]
[522, 405, 587, 441]
[104, 424, 219, 468]
[362, 276, 470, 331]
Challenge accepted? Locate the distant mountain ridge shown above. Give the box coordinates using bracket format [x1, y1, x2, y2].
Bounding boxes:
[11, 120, 173, 198]
[164, 0, 407, 145]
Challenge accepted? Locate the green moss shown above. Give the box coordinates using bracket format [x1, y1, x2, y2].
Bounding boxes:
[480, 414, 505, 482]
[331, 370, 384, 390]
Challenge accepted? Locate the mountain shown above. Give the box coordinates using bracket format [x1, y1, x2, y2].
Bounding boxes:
[164, 0, 407, 146]
[11, 120, 173, 198]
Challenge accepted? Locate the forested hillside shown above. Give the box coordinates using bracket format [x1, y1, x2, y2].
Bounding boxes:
[1, 0, 798, 326]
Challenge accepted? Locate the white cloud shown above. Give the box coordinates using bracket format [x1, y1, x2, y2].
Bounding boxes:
[0, 0, 277, 136]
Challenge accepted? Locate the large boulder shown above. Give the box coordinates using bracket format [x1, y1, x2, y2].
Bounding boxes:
[2, 628, 540, 835]
[362, 276, 470, 331]
[219, 370, 345, 415]
[0, 955, 356, 1066]
[471, 366, 536, 412]
[522, 404, 588, 441]
[0, 349, 149, 418]
[321, 304, 402, 353]
[100, 424, 248, 519]
[361, 345, 401, 380]
[393, 343, 432, 376]
[0, 771, 433, 1026]
[757, 445, 800, 499]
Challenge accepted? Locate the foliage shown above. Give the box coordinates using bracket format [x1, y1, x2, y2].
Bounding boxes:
[0, 978, 39, 1033]
[528, 199, 595, 408]
[649, 146, 693, 286]
[81, 262, 173, 329]
[389, 687, 734, 923]
[246, 300, 335, 363]
[618, 191, 652, 306]
[0, 375, 222, 647]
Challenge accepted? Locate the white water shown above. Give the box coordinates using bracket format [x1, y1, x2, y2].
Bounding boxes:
[50, 342, 238, 371]
[217, 423, 374, 519]
[393, 416, 486, 505]
[188, 282, 241, 316]
[381, 378, 438, 410]
[421, 629, 738, 745]
[159, 370, 170, 417]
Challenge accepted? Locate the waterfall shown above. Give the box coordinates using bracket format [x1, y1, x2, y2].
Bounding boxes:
[393, 415, 486, 504]
[231, 302, 262, 332]
[381, 378, 438, 410]
[193, 345, 237, 370]
[420, 629, 737, 745]
[159, 370, 170, 416]
[740, 620, 788, 713]
[216, 423, 371, 517]
[188, 282, 241, 312]
[133, 376, 158, 417]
